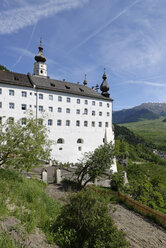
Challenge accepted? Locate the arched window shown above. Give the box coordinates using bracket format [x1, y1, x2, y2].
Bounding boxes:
[57, 138, 64, 144]
[77, 138, 84, 144]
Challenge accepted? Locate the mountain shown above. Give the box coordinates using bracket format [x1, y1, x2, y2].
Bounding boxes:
[0, 64, 9, 72]
[113, 102, 166, 124]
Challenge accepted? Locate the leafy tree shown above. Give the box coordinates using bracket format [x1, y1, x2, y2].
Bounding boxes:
[110, 172, 124, 191]
[0, 116, 52, 171]
[53, 190, 129, 248]
[75, 142, 114, 188]
[0, 64, 9, 72]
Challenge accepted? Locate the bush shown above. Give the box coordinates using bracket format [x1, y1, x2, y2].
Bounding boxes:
[53, 189, 129, 248]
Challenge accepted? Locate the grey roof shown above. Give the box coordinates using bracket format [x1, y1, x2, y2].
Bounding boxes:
[0, 70, 113, 101]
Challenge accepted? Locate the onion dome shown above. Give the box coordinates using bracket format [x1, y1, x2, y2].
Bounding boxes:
[34, 40, 46, 63]
[100, 69, 110, 97]
[83, 74, 87, 86]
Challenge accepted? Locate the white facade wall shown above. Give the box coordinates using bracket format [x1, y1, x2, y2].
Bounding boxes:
[0, 82, 116, 171]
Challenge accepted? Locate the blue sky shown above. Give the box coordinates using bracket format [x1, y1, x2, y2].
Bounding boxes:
[1, 0, 166, 110]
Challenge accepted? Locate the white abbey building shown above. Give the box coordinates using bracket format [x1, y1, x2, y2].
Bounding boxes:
[0, 42, 117, 173]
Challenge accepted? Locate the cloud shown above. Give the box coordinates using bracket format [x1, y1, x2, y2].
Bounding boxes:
[127, 80, 166, 87]
[0, 0, 88, 34]
[67, 0, 140, 54]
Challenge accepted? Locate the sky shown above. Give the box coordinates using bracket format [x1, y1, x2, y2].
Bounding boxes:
[1, 0, 166, 110]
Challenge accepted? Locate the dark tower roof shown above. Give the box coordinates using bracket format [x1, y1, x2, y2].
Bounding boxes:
[100, 69, 110, 98]
[34, 40, 46, 63]
[83, 74, 87, 86]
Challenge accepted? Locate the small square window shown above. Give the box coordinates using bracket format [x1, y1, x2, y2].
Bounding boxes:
[29, 105, 32, 108]
[49, 106, 53, 112]
[58, 107, 62, 113]
[57, 120, 62, 126]
[92, 121, 95, 127]
[0, 102, 2, 108]
[58, 96, 62, 102]
[76, 109, 80, 114]
[39, 105, 43, 111]
[39, 93, 43, 99]
[0, 88, 2, 94]
[99, 102, 102, 106]
[77, 99, 80, 104]
[107, 103, 110, 108]
[92, 110, 95, 116]
[107, 112, 110, 117]
[49, 95, 53, 100]
[84, 108, 88, 115]
[9, 90, 14, 96]
[99, 122, 102, 127]
[67, 97, 71, 103]
[48, 119, 53, 126]
[9, 103, 14, 109]
[92, 101, 95, 106]
[84, 121, 88, 127]
[21, 118, 26, 125]
[21, 104, 27, 110]
[105, 122, 109, 127]
[99, 111, 102, 116]
[76, 120, 80, 126]
[66, 120, 70, 126]
[66, 108, 70, 113]
[84, 99, 88, 105]
[8, 117, 14, 124]
[22, 91, 27, 97]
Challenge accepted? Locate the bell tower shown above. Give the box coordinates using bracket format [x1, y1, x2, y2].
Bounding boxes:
[33, 39, 47, 77]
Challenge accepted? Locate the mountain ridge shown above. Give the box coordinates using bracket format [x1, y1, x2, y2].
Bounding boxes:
[113, 102, 166, 124]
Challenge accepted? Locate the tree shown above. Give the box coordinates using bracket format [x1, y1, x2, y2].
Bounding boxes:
[110, 172, 124, 191]
[53, 190, 129, 248]
[75, 142, 115, 188]
[0, 116, 52, 171]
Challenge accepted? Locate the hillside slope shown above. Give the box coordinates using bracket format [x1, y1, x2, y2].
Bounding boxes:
[113, 102, 166, 123]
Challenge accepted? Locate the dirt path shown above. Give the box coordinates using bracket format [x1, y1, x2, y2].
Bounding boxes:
[110, 204, 166, 248]
[46, 184, 166, 248]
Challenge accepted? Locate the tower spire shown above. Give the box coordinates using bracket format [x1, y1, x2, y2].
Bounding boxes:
[83, 74, 88, 86]
[100, 68, 110, 98]
[33, 40, 47, 77]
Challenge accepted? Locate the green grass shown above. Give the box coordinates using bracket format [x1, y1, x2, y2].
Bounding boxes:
[0, 232, 21, 248]
[0, 169, 61, 242]
[120, 117, 166, 149]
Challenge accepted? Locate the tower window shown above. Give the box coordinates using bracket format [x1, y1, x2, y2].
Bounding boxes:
[92, 121, 95, 127]
[0, 102, 2, 108]
[84, 108, 88, 115]
[92, 101, 95, 106]
[84, 121, 88, 127]
[22, 91, 27, 97]
[49, 95, 53, 100]
[39, 105, 43, 111]
[99, 102, 102, 106]
[99, 122, 102, 127]
[66, 120, 70, 126]
[99, 111, 102, 116]
[49, 106, 53, 112]
[77, 138, 83, 144]
[9, 90, 14, 96]
[107, 103, 110, 108]
[92, 110, 95, 116]
[57, 138, 64, 144]
[40, 70, 43, 74]
[66, 108, 70, 113]
[58, 96, 62, 102]
[105, 122, 109, 127]
[77, 99, 80, 104]
[76, 109, 80, 114]
[78, 146, 82, 151]
[57, 120, 62, 126]
[48, 119, 53, 126]
[107, 112, 110, 116]
[67, 97, 71, 102]
[58, 107, 62, 113]
[84, 99, 88, 105]
[9, 103, 14, 109]
[21, 104, 27, 110]
[0, 88, 2, 94]
[76, 120, 80, 126]
[39, 93, 43, 99]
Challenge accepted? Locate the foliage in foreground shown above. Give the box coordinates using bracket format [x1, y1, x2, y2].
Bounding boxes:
[53, 189, 129, 248]
[0, 116, 52, 171]
[0, 232, 20, 248]
[75, 142, 114, 188]
[0, 169, 61, 241]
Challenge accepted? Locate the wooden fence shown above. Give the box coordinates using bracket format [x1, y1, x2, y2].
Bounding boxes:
[87, 185, 166, 228]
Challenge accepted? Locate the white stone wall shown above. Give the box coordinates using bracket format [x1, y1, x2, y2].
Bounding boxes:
[0, 83, 116, 172]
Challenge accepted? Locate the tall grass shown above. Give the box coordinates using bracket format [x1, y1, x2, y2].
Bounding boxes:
[0, 169, 61, 242]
